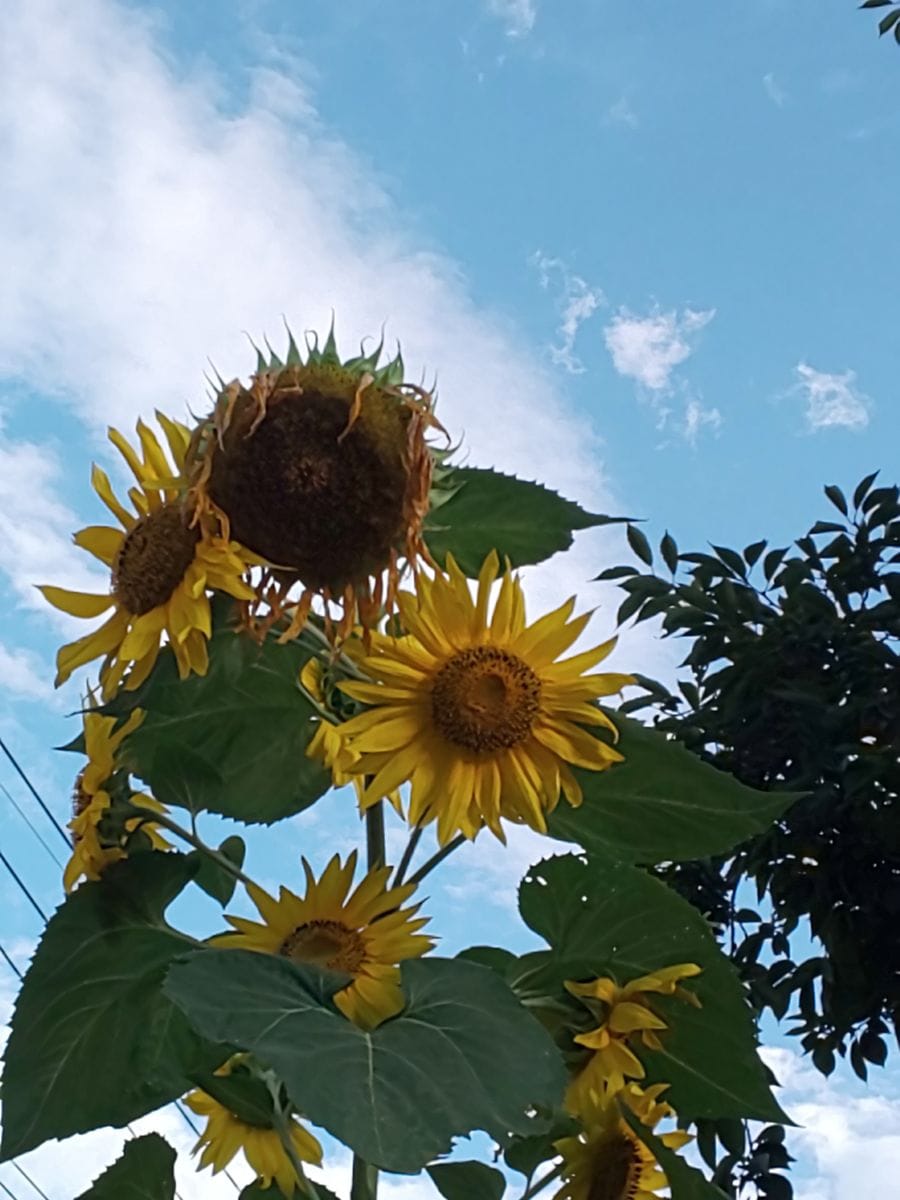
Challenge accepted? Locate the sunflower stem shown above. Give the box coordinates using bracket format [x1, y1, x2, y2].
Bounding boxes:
[392, 825, 423, 886]
[350, 1155, 379, 1200]
[353, 788, 385, 1199]
[365, 797, 386, 871]
[143, 808, 257, 890]
[518, 1162, 563, 1199]
[405, 834, 466, 887]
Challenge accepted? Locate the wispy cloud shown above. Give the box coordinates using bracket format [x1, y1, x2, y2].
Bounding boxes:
[604, 305, 714, 392]
[0, 643, 55, 702]
[603, 305, 717, 443]
[763, 72, 787, 107]
[793, 363, 870, 432]
[487, 0, 537, 38]
[530, 252, 604, 373]
[605, 95, 639, 128]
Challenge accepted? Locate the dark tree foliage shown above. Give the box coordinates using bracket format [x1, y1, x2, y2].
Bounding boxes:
[860, 0, 900, 46]
[604, 474, 900, 1197]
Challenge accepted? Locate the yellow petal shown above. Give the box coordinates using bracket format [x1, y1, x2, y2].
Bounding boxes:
[39, 585, 114, 619]
[72, 525, 125, 567]
[90, 464, 135, 529]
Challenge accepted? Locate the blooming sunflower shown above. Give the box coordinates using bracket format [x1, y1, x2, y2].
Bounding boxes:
[185, 1087, 322, 1196]
[212, 851, 433, 1029]
[333, 550, 633, 845]
[186, 327, 442, 639]
[554, 1088, 678, 1200]
[65, 706, 170, 891]
[40, 414, 255, 698]
[565, 964, 702, 1113]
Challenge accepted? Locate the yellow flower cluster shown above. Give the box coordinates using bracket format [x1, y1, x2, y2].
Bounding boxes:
[555, 963, 701, 1200]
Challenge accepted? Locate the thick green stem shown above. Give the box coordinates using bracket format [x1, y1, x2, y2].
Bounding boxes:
[143, 807, 257, 890]
[519, 1162, 563, 1200]
[351, 791, 385, 1198]
[365, 800, 386, 871]
[350, 1156, 379, 1200]
[405, 833, 466, 887]
[392, 825, 423, 886]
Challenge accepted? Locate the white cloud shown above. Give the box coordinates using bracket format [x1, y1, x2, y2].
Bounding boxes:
[604, 306, 714, 393]
[762, 1047, 900, 1200]
[0, 0, 687, 689]
[793, 363, 870, 432]
[530, 252, 604, 374]
[487, 0, 537, 38]
[0, 433, 107, 622]
[605, 95, 639, 128]
[763, 72, 787, 107]
[683, 398, 722, 446]
[0, 642, 54, 702]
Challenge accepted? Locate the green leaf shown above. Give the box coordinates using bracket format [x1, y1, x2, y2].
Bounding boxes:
[547, 714, 798, 864]
[424, 467, 625, 576]
[75, 1134, 177, 1200]
[427, 1161, 507, 1200]
[192, 836, 246, 906]
[116, 625, 329, 824]
[824, 484, 848, 516]
[627, 1116, 728, 1200]
[519, 854, 789, 1122]
[660, 531, 679, 573]
[853, 471, 879, 507]
[166, 952, 566, 1173]
[240, 1181, 340, 1200]
[627, 524, 654, 567]
[1, 854, 226, 1160]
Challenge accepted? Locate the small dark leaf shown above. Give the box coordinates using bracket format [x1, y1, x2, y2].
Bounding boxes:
[853, 472, 879, 509]
[743, 539, 767, 567]
[427, 1161, 507, 1200]
[661, 531, 679, 573]
[860, 0, 894, 9]
[759, 1174, 793, 1200]
[192, 836, 246, 906]
[716, 1117, 746, 1157]
[711, 545, 747, 578]
[627, 524, 654, 566]
[763, 548, 788, 579]
[860, 1031, 887, 1066]
[811, 1045, 835, 1076]
[824, 485, 848, 516]
[594, 566, 638, 581]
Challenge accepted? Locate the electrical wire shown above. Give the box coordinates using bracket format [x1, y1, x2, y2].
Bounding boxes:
[0, 849, 47, 922]
[9, 1163, 50, 1200]
[0, 942, 23, 980]
[0, 753, 240, 1195]
[0, 782, 65, 869]
[0, 1179, 22, 1200]
[0, 737, 69, 847]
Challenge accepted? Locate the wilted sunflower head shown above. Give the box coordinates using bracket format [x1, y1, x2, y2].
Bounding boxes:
[188, 326, 441, 638]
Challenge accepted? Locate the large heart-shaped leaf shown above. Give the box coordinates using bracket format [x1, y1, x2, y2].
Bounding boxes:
[166, 951, 566, 1173]
[75, 1134, 176, 1200]
[114, 624, 329, 824]
[548, 715, 798, 863]
[519, 854, 788, 1123]
[424, 467, 623, 576]
[0, 854, 226, 1159]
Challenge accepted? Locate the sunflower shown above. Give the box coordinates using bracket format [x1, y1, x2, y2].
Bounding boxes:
[185, 1087, 322, 1197]
[332, 550, 632, 845]
[554, 1088, 677, 1200]
[565, 965, 702, 1112]
[186, 327, 441, 639]
[65, 706, 170, 891]
[40, 414, 255, 698]
[212, 851, 433, 1029]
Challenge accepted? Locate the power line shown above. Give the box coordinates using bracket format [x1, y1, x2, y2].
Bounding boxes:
[0, 848, 47, 922]
[0, 1179, 22, 1200]
[0, 943, 23, 981]
[0, 782, 65, 869]
[0, 736, 70, 848]
[9, 1163, 50, 1200]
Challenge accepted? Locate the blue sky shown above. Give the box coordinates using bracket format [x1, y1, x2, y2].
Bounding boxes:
[0, 1, 898, 1196]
